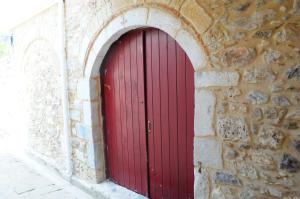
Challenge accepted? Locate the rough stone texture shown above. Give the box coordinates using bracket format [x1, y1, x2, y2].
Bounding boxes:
[258, 125, 285, 149]
[222, 47, 256, 67]
[217, 117, 249, 142]
[272, 96, 291, 107]
[180, 0, 212, 34]
[214, 171, 242, 186]
[280, 154, 300, 173]
[243, 68, 275, 83]
[194, 138, 222, 168]
[239, 164, 258, 179]
[247, 90, 269, 104]
[194, 90, 215, 136]
[194, 168, 209, 199]
[196, 71, 239, 87]
[264, 49, 282, 64]
[286, 64, 300, 83]
[10, 0, 300, 197]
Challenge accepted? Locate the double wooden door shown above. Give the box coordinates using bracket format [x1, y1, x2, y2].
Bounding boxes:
[102, 28, 194, 199]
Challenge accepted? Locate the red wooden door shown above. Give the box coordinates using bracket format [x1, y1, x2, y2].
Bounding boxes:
[102, 30, 148, 196]
[102, 29, 194, 199]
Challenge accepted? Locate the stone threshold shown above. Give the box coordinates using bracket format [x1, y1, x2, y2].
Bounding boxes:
[71, 177, 148, 199]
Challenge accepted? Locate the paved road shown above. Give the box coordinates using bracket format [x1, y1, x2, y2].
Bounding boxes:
[0, 154, 94, 199]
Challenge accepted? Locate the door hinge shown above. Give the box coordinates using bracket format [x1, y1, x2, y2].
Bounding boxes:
[147, 120, 151, 134]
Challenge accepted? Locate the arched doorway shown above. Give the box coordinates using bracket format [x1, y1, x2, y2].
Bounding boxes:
[101, 28, 194, 199]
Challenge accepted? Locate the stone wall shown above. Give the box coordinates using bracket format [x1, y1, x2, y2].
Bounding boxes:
[65, 0, 300, 198]
[9, 0, 300, 198]
[12, 5, 66, 173]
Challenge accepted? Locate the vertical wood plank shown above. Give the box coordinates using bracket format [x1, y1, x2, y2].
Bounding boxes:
[186, 55, 195, 199]
[167, 35, 179, 199]
[176, 42, 188, 199]
[117, 41, 125, 185]
[136, 30, 148, 196]
[159, 31, 170, 199]
[130, 31, 142, 193]
[145, 29, 156, 199]
[122, 36, 131, 188]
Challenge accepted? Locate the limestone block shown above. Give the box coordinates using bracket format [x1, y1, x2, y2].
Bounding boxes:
[77, 78, 98, 100]
[258, 125, 285, 149]
[87, 141, 102, 169]
[280, 154, 300, 173]
[175, 29, 207, 70]
[70, 109, 81, 121]
[252, 151, 276, 170]
[214, 171, 242, 186]
[194, 138, 222, 168]
[180, 0, 212, 34]
[194, 90, 215, 136]
[247, 90, 269, 104]
[222, 47, 256, 67]
[217, 117, 249, 142]
[195, 71, 239, 88]
[147, 8, 181, 38]
[272, 96, 291, 107]
[194, 168, 209, 199]
[83, 101, 100, 126]
[76, 123, 92, 140]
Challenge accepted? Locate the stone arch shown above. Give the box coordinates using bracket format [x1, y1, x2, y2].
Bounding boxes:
[78, 6, 223, 198]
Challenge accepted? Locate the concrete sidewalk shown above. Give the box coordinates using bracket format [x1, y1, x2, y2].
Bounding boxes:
[0, 154, 95, 199]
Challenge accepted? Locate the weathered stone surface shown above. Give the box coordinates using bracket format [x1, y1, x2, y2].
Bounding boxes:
[214, 171, 242, 186]
[264, 49, 281, 64]
[252, 107, 263, 121]
[228, 102, 247, 114]
[270, 82, 284, 93]
[239, 164, 258, 179]
[284, 192, 300, 199]
[77, 79, 98, 100]
[225, 148, 238, 159]
[222, 47, 256, 67]
[194, 168, 209, 199]
[217, 117, 249, 142]
[274, 28, 297, 42]
[268, 186, 283, 198]
[286, 109, 300, 120]
[291, 140, 300, 153]
[194, 90, 215, 136]
[293, 0, 300, 14]
[258, 125, 285, 149]
[280, 154, 300, 173]
[180, 0, 212, 34]
[196, 71, 240, 87]
[284, 122, 299, 129]
[240, 187, 256, 199]
[263, 107, 287, 124]
[286, 64, 300, 82]
[247, 90, 269, 104]
[252, 151, 276, 169]
[194, 138, 222, 168]
[272, 96, 291, 107]
[253, 29, 272, 39]
[223, 87, 241, 98]
[251, 123, 258, 135]
[292, 93, 300, 105]
[243, 68, 275, 83]
[226, 9, 275, 31]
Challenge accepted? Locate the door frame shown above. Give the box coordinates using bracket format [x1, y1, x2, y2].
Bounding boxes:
[76, 6, 223, 198]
